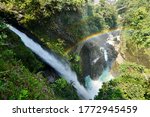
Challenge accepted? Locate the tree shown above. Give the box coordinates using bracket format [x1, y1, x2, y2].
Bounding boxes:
[0, 20, 56, 100]
[117, 0, 150, 48]
[51, 78, 79, 100]
[95, 62, 150, 100]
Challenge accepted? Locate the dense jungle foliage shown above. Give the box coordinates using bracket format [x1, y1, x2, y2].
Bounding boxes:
[0, 0, 150, 100]
[0, 21, 79, 99]
[95, 0, 150, 100]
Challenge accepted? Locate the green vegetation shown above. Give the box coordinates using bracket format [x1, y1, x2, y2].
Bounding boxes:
[0, 0, 149, 100]
[51, 78, 79, 100]
[117, 0, 150, 68]
[0, 0, 117, 52]
[0, 21, 52, 99]
[95, 0, 150, 100]
[0, 21, 78, 99]
[0, 0, 117, 76]
[95, 62, 150, 100]
[120, 0, 150, 48]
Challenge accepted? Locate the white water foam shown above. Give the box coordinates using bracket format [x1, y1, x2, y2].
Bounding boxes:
[100, 47, 108, 62]
[8, 24, 119, 100]
[85, 66, 114, 99]
[8, 25, 91, 99]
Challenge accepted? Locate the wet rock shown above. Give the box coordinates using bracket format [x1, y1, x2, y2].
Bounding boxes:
[105, 43, 118, 64]
[80, 41, 107, 80]
[79, 38, 118, 80]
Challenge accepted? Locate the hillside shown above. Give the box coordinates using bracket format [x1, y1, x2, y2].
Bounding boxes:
[0, 0, 150, 100]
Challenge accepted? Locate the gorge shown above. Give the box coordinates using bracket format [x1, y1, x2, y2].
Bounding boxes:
[1, 0, 150, 100]
[7, 24, 121, 99]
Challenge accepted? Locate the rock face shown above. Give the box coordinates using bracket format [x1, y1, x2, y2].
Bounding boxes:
[79, 31, 120, 80]
[105, 43, 118, 63]
[80, 41, 106, 80]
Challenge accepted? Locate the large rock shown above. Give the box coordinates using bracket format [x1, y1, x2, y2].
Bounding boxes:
[79, 40, 118, 80]
[105, 43, 118, 64]
[80, 41, 105, 80]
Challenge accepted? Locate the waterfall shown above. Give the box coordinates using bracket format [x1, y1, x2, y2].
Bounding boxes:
[92, 57, 100, 64]
[85, 67, 113, 99]
[107, 33, 115, 46]
[7, 25, 91, 100]
[85, 76, 103, 99]
[85, 47, 110, 99]
[8, 24, 120, 100]
[84, 31, 120, 99]
[100, 47, 108, 62]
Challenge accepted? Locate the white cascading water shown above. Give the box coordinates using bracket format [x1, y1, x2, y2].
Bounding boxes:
[8, 24, 119, 100]
[92, 57, 100, 64]
[7, 25, 91, 99]
[107, 33, 115, 46]
[85, 31, 121, 99]
[85, 46, 112, 99]
[100, 47, 108, 62]
[103, 49, 108, 62]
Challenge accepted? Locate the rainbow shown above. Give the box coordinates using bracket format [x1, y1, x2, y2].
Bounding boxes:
[65, 27, 122, 54]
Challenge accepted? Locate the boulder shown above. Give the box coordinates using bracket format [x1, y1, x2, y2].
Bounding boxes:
[80, 41, 106, 80]
[79, 40, 118, 80]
